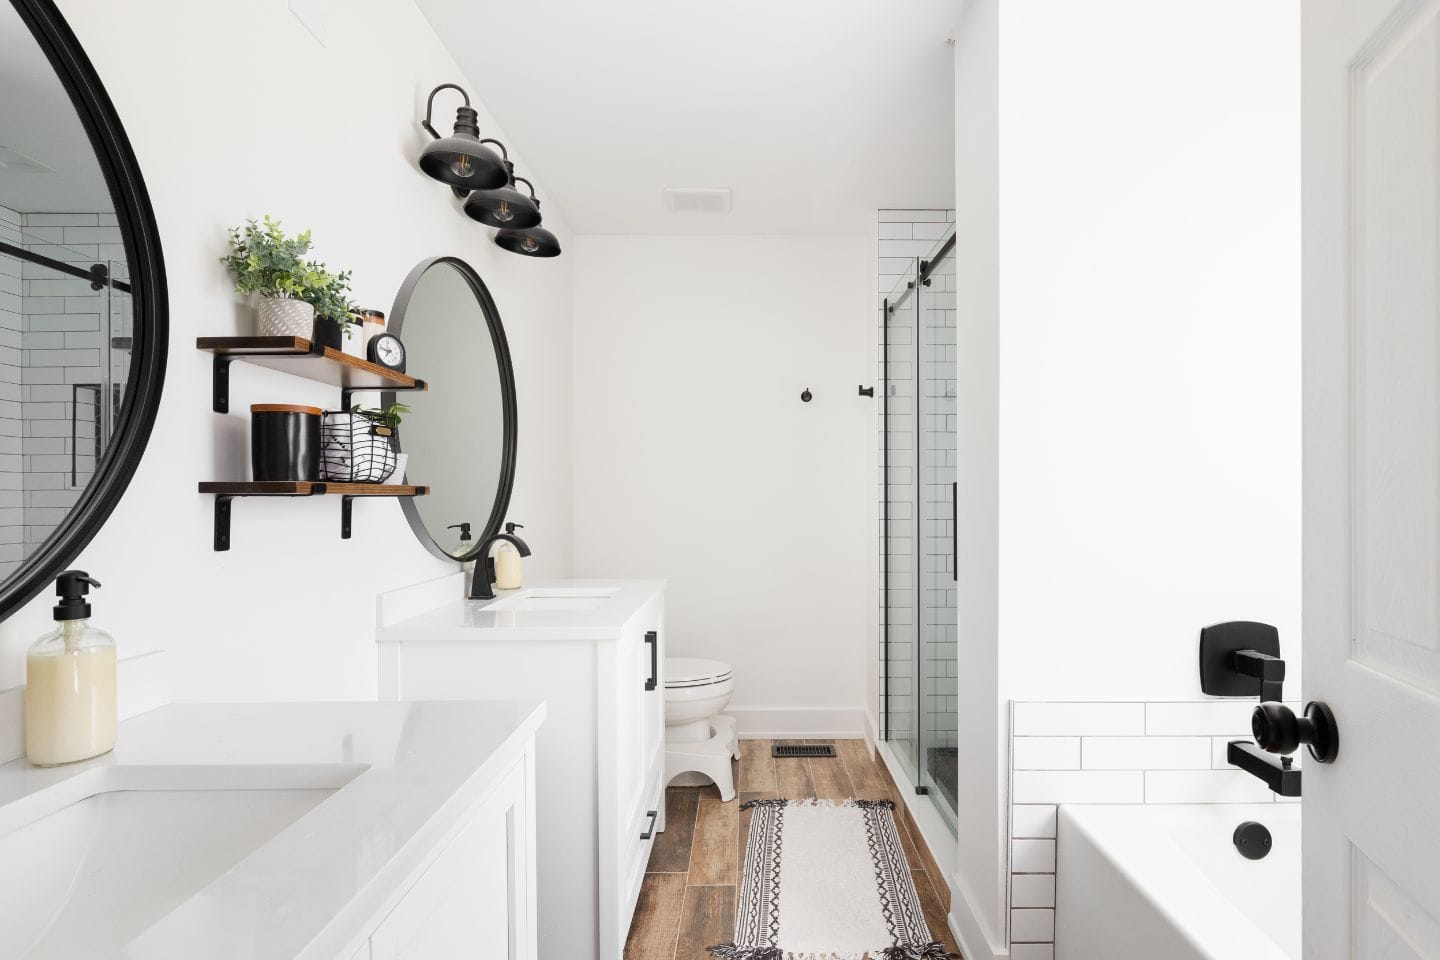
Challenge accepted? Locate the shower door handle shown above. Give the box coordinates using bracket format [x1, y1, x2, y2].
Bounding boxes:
[952, 481, 958, 582]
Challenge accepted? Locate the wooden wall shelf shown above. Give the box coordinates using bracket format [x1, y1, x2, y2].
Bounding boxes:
[197, 481, 429, 550]
[197, 336, 428, 412]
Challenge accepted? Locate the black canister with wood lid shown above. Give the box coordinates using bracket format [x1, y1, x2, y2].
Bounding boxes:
[251, 403, 322, 481]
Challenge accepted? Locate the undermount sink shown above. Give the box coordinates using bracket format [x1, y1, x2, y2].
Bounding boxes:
[0, 767, 358, 960]
[486, 587, 620, 612]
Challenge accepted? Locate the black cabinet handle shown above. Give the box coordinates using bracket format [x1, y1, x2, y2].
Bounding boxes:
[644, 630, 658, 691]
[640, 809, 659, 840]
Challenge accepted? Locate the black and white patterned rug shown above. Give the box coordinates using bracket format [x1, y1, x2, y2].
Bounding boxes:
[708, 798, 956, 960]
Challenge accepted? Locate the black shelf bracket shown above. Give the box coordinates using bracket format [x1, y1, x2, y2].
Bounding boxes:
[340, 378, 428, 411]
[213, 354, 235, 414]
[212, 484, 329, 551]
[341, 495, 354, 539]
[211, 347, 323, 413]
[214, 494, 233, 551]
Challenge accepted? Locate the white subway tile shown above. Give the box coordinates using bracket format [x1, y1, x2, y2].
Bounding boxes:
[1012, 770, 1144, 804]
[1011, 804, 1057, 838]
[1145, 701, 1255, 736]
[1144, 770, 1278, 804]
[1011, 838, 1056, 873]
[1013, 702, 1144, 736]
[878, 208, 950, 222]
[1081, 736, 1212, 770]
[1011, 873, 1055, 909]
[1013, 737, 1080, 770]
[1011, 909, 1055, 943]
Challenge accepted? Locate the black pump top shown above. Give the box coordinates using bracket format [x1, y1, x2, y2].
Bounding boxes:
[447, 522, 472, 542]
[54, 569, 100, 621]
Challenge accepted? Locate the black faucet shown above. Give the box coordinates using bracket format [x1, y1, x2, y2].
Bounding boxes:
[1227, 741, 1301, 797]
[468, 522, 532, 600]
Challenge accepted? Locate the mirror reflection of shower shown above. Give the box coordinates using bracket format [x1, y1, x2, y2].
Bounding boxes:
[0, 226, 132, 581]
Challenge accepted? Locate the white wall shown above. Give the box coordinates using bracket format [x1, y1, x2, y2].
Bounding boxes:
[948, 0, 1299, 955]
[0, 0, 575, 699]
[572, 235, 874, 735]
[998, 0, 1302, 703]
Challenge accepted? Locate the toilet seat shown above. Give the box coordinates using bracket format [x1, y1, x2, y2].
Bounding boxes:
[665, 657, 732, 689]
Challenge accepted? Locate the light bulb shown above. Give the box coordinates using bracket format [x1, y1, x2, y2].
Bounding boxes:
[521, 236, 539, 253]
[450, 154, 474, 179]
[494, 200, 515, 223]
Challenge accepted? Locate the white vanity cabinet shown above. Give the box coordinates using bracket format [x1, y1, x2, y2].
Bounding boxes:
[361, 749, 534, 960]
[378, 580, 667, 960]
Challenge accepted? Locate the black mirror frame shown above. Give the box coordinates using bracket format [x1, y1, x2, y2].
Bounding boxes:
[387, 256, 516, 563]
[0, 0, 168, 619]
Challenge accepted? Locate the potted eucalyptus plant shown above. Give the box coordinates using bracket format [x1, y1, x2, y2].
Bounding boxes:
[221, 215, 358, 346]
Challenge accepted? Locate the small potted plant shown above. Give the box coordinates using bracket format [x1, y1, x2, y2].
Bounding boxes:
[221, 215, 358, 346]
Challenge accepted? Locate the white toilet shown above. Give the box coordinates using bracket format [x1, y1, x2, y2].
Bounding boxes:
[664, 657, 741, 801]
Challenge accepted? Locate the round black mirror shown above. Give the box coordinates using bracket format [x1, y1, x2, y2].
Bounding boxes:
[389, 257, 515, 560]
[0, 0, 167, 617]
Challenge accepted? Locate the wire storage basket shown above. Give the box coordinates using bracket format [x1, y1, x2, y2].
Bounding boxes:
[320, 410, 398, 483]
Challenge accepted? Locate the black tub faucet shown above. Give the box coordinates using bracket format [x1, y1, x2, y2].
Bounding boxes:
[1227, 741, 1301, 797]
[469, 522, 532, 600]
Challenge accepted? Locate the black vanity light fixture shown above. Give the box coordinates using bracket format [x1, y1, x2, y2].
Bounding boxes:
[419, 83, 560, 258]
[418, 83, 508, 192]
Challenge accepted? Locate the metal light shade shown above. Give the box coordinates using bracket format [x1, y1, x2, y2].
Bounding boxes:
[495, 225, 562, 258]
[418, 121, 508, 190]
[465, 184, 542, 229]
[464, 166, 542, 229]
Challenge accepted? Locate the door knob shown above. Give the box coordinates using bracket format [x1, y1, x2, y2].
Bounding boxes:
[1251, 700, 1339, 763]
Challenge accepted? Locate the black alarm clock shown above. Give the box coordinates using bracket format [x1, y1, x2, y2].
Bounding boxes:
[367, 332, 406, 373]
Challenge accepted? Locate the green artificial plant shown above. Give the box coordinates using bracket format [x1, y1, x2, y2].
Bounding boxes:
[221, 215, 358, 326]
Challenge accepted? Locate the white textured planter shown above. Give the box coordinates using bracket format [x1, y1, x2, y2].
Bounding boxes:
[256, 297, 316, 338]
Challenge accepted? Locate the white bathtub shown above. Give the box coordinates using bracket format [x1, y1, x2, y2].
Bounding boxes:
[1055, 803, 1299, 960]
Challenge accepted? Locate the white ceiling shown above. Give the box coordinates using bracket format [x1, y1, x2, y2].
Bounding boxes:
[414, 0, 956, 235]
[0, 4, 113, 215]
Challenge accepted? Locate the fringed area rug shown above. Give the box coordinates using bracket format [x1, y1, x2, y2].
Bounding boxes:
[708, 798, 957, 960]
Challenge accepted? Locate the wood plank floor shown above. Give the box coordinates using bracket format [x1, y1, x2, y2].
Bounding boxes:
[623, 738, 961, 960]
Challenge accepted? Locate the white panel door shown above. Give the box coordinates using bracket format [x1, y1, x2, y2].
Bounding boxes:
[1304, 1, 1440, 956]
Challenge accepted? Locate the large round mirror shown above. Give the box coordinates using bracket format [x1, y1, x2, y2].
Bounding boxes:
[390, 257, 515, 560]
[0, 0, 167, 617]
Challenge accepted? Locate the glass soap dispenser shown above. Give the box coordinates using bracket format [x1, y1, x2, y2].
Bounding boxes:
[25, 570, 116, 766]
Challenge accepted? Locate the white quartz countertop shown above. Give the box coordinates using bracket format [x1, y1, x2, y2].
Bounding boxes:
[0, 698, 544, 960]
[381, 579, 666, 642]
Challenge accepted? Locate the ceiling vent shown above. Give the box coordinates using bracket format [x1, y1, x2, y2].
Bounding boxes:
[0, 146, 53, 174]
[664, 187, 732, 214]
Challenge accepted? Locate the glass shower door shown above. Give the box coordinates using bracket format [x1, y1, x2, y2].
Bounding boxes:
[915, 237, 957, 825]
[880, 226, 958, 830]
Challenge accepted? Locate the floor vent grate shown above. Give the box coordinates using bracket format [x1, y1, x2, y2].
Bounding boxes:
[772, 743, 837, 758]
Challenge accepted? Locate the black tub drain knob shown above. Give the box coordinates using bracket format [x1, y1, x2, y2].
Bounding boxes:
[1233, 821, 1273, 860]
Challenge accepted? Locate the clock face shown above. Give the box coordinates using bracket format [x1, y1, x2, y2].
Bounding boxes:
[373, 335, 404, 368]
